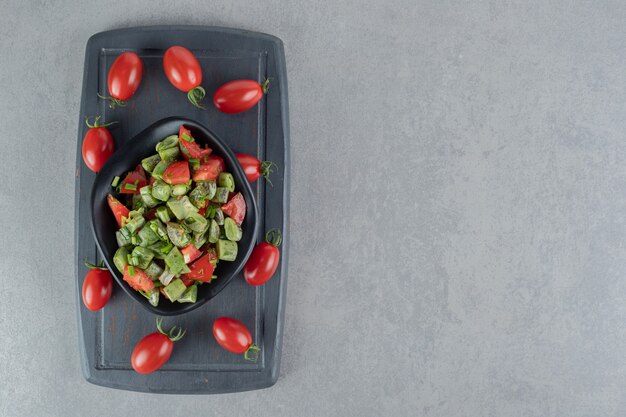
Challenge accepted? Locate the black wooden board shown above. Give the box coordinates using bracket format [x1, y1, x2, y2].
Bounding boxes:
[74, 26, 289, 394]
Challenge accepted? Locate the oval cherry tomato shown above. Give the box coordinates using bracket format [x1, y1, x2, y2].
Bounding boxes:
[213, 79, 269, 114]
[212, 317, 260, 360]
[103, 52, 143, 108]
[131, 318, 186, 374]
[235, 153, 276, 183]
[163, 46, 205, 108]
[244, 229, 282, 286]
[82, 262, 113, 312]
[81, 117, 115, 173]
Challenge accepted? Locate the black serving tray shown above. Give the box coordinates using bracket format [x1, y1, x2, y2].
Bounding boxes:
[74, 26, 289, 394]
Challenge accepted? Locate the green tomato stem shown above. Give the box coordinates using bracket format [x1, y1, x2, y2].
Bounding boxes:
[264, 229, 282, 247]
[187, 86, 206, 109]
[83, 259, 108, 270]
[244, 344, 261, 362]
[97, 93, 127, 109]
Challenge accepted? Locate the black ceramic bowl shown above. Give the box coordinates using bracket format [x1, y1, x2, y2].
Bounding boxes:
[90, 117, 258, 316]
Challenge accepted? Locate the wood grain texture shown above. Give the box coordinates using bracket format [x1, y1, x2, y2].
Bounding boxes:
[74, 26, 289, 394]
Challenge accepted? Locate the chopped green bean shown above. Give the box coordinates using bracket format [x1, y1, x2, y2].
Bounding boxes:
[216, 239, 238, 261]
[218, 172, 235, 192]
[148, 219, 169, 241]
[193, 230, 208, 248]
[140, 185, 160, 208]
[166, 222, 191, 248]
[159, 146, 179, 162]
[198, 180, 217, 198]
[171, 183, 190, 196]
[163, 278, 187, 302]
[130, 246, 154, 269]
[151, 160, 170, 180]
[211, 187, 229, 204]
[111, 176, 120, 187]
[141, 154, 161, 173]
[164, 247, 186, 275]
[156, 134, 179, 151]
[151, 181, 171, 202]
[139, 288, 160, 306]
[113, 247, 130, 273]
[155, 206, 172, 223]
[184, 212, 208, 233]
[177, 285, 198, 303]
[116, 229, 132, 247]
[224, 217, 242, 242]
[144, 261, 164, 280]
[208, 219, 220, 244]
[125, 214, 145, 234]
[166, 196, 197, 220]
[137, 223, 160, 246]
[214, 208, 224, 225]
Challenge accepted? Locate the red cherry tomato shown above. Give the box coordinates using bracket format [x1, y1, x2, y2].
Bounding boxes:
[244, 229, 282, 286]
[163, 46, 205, 108]
[214, 79, 269, 114]
[104, 52, 143, 108]
[131, 318, 185, 374]
[82, 262, 113, 312]
[192, 155, 225, 181]
[162, 161, 190, 185]
[235, 153, 276, 183]
[212, 317, 260, 360]
[221, 192, 246, 225]
[81, 117, 115, 173]
[106, 194, 130, 228]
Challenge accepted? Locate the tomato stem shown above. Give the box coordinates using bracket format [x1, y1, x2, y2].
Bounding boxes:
[261, 78, 271, 94]
[156, 317, 187, 342]
[259, 160, 276, 186]
[85, 116, 118, 129]
[265, 229, 282, 247]
[83, 259, 108, 270]
[187, 86, 206, 109]
[97, 93, 128, 109]
[244, 343, 261, 362]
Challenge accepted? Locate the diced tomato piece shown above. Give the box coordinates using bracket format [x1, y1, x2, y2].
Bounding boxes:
[145, 208, 157, 220]
[181, 244, 203, 264]
[120, 165, 148, 194]
[180, 275, 194, 287]
[192, 155, 225, 181]
[183, 254, 215, 282]
[123, 265, 155, 292]
[198, 206, 207, 216]
[179, 125, 212, 160]
[162, 161, 190, 185]
[107, 194, 130, 228]
[221, 192, 246, 225]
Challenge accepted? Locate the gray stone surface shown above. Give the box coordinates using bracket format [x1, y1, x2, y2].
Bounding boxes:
[1, 0, 626, 416]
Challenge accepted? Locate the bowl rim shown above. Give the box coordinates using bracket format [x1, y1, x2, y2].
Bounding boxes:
[89, 116, 259, 316]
